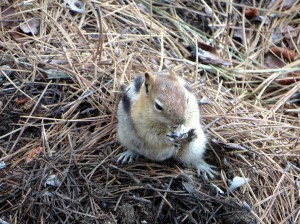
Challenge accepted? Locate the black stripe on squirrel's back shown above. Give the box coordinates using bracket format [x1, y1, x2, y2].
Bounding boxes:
[134, 76, 144, 93]
[122, 76, 144, 114]
[122, 93, 131, 113]
[122, 76, 144, 113]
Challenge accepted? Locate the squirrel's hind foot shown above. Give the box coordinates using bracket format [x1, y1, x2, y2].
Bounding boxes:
[117, 150, 139, 164]
[196, 162, 219, 180]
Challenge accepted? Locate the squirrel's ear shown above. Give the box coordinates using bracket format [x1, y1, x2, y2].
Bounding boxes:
[144, 72, 155, 93]
[169, 70, 178, 80]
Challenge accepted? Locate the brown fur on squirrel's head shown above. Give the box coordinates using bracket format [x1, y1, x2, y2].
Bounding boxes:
[143, 70, 187, 126]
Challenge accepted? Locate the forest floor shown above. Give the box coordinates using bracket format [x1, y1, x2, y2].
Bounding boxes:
[0, 0, 299, 223]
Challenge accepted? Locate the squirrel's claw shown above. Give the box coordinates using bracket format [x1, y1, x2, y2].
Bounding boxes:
[166, 134, 181, 147]
[166, 128, 196, 146]
[117, 150, 139, 164]
[196, 162, 219, 180]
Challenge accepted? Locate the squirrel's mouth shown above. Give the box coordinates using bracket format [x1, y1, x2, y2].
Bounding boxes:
[168, 125, 179, 129]
[170, 117, 185, 126]
[156, 114, 185, 127]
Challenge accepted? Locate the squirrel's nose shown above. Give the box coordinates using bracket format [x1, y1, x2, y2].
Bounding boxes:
[168, 109, 185, 125]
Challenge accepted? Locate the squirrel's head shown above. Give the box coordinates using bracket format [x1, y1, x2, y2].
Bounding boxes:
[143, 70, 187, 126]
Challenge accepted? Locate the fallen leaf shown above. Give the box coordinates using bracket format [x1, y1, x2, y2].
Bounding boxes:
[204, 6, 213, 17]
[195, 42, 232, 66]
[270, 47, 297, 62]
[265, 51, 300, 85]
[210, 183, 225, 195]
[182, 182, 194, 194]
[220, 143, 251, 151]
[45, 57, 68, 65]
[0, 218, 9, 224]
[45, 69, 72, 79]
[290, 92, 300, 101]
[250, 15, 270, 25]
[18, 100, 35, 112]
[245, 8, 258, 19]
[281, 26, 299, 50]
[45, 174, 61, 187]
[264, 53, 285, 69]
[268, 0, 295, 10]
[19, 18, 40, 35]
[15, 98, 30, 106]
[242, 7, 269, 24]
[267, 0, 276, 8]
[271, 27, 283, 44]
[0, 65, 13, 76]
[1, 6, 16, 28]
[10, 30, 32, 42]
[232, 28, 252, 45]
[198, 42, 217, 53]
[26, 147, 43, 163]
[282, 0, 295, 9]
[199, 96, 211, 105]
[276, 74, 300, 85]
[0, 161, 6, 169]
[137, 3, 149, 13]
[229, 176, 250, 191]
[64, 0, 86, 13]
[282, 26, 298, 39]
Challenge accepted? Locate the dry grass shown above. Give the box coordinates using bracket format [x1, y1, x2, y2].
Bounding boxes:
[0, 0, 299, 223]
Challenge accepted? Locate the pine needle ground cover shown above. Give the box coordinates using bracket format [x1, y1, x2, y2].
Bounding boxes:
[0, 1, 299, 223]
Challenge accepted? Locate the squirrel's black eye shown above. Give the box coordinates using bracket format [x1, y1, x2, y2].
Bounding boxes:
[154, 102, 163, 111]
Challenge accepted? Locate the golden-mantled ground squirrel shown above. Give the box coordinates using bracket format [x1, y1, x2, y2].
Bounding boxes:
[117, 70, 218, 178]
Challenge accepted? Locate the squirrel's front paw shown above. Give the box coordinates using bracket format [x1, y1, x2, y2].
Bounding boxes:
[196, 162, 219, 180]
[166, 128, 196, 146]
[182, 128, 197, 143]
[166, 133, 181, 147]
[117, 150, 139, 164]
